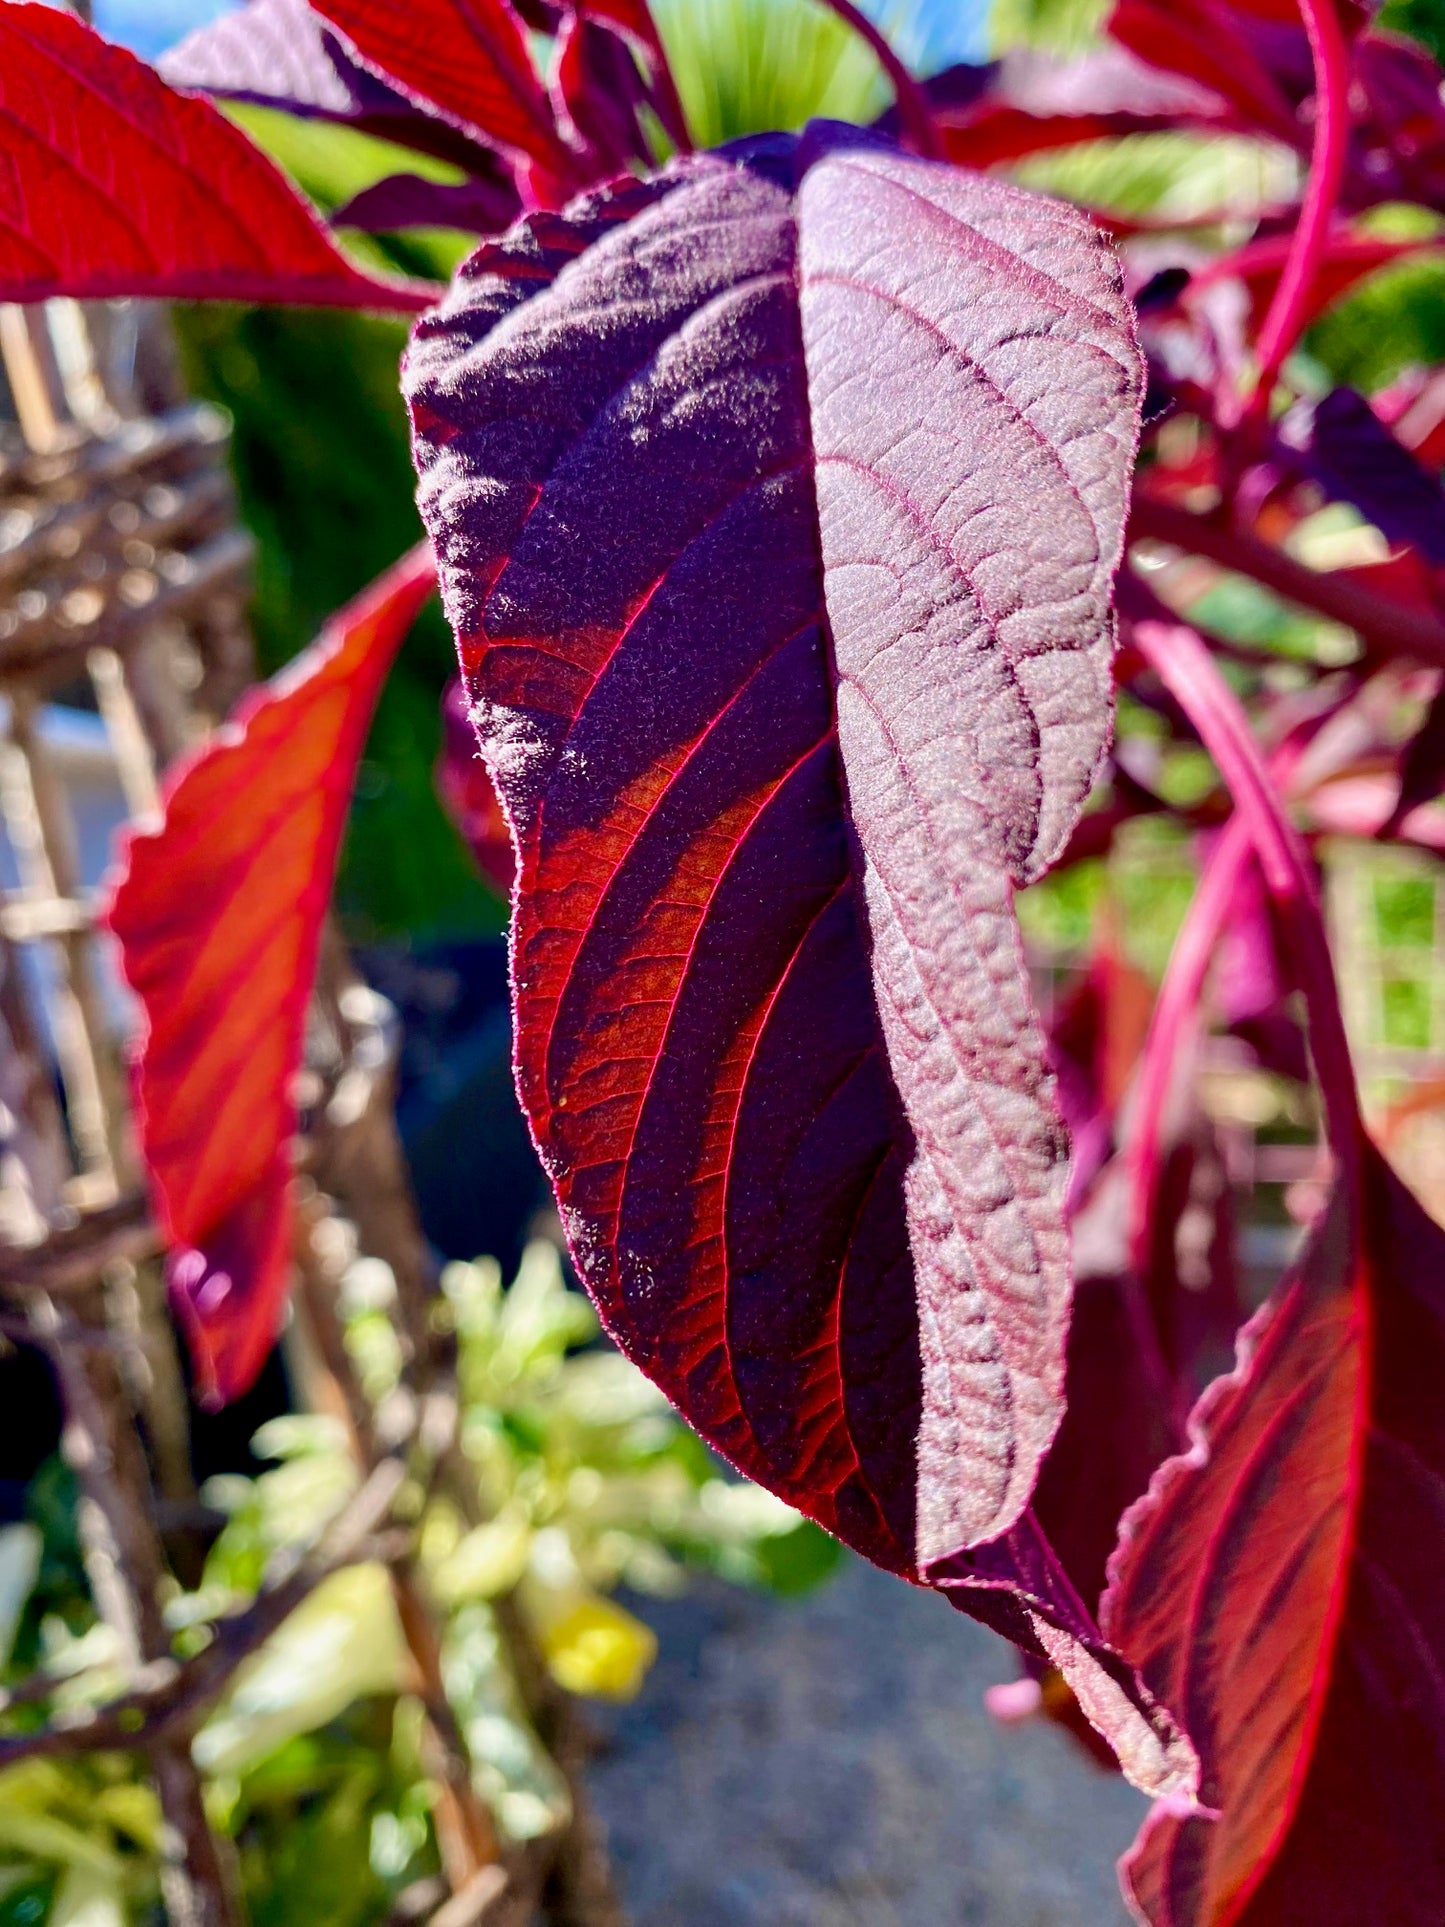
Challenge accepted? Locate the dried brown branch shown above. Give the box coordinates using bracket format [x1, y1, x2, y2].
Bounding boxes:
[0, 1454, 410, 1768]
[0, 1195, 157, 1296]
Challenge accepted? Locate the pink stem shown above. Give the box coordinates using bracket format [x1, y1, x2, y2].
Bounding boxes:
[813, 0, 943, 161]
[1127, 815, 1255, 1278]
[1240, 0, 1351, 425]
[1130, 620, 1362, 1200]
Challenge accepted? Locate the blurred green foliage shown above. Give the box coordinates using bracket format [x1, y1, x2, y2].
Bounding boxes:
[988, 0, 1109, 54]
[1380, 0, 1445, 63]
[173, 109, 492, 944]
[0, 1243, 838, 1927]
[653, 0, 888, 147]
[1306, 256, 1445, 395]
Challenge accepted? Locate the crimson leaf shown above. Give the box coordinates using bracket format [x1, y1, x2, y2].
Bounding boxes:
[106, 548, 437, 1404]
[312, 0, 581, 187]
[0, 4, 428, 312]
[404, 138, 1179, 1779]
[1104, 1143, 1445, 1926]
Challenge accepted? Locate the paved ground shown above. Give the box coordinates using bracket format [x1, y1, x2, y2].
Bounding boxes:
[587, 1557, 1145, 1926]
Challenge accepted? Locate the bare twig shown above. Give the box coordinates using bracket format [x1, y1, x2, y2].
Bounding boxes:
[0, 1194, 156, 1297]
[0, 1454, 410, 1767]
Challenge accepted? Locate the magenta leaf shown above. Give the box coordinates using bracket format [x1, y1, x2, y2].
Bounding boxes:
[106, 548, 437, 1404]
[437, 679, 516, 897]
[548, 10, 654, 177]
[404, 138, 1185, 1786]
[0, 3, 430, 312]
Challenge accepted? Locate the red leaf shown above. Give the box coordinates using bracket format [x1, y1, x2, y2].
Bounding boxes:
[0, 3, 429, 312]
[1188, 232, 1425, 333]
[312, 0, 580, 187]
[1108, 0, 1301, 142]
[1104, 1144, 1445, 1926]
[408, 140, 1141, 1564]
[549, 11, 652, 177]
[106, 547, 437, 1403]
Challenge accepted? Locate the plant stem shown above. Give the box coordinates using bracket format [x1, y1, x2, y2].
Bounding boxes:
[1239, 0, 1351, 429]
[1126, 815, 1255, 1279]
[1130, 619, 1362, 1195]
[812, 0, 942, 160]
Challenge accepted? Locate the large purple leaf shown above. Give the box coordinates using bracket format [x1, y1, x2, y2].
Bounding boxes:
[405, 139, 1177, 1784]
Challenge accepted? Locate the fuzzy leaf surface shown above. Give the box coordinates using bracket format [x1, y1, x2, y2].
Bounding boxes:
[106, 548, 437, 1403]
[407, 140, 1143, 1576]
[0, 3, 427, 311]
[161, 0, 413, 122]
[1104, 1143, 1445, 1925]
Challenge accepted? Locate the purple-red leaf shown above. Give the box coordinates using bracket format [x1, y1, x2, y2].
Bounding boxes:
[106, 548, 436, 1404]
[334, 170, 522, 239]
[404, 140, 1179, 1783]
[1280, 386, 1445, 568]
[548, 11, 653, 177]
[160, 0, 501, 174]
[0, 3, 429, 312]
[1105, 1142, 1445, 1926]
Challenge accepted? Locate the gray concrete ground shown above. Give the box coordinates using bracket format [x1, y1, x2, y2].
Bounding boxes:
[586, 1557, 1145, 1926]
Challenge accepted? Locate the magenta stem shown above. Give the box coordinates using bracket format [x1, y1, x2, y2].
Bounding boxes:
[1127, 815, 1255, 1277]
[1241, 0, 1351, 425]
[812, 0, 943, 161]
[1130, 620, 1362, 1202]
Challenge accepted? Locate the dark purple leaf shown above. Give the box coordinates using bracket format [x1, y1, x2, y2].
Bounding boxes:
[1280, 386, 1445, 568]
[1348, 28, 1445, 213]
[334, 168, 521, 237]
[1036, 1191, 1180, 1615]
[404, 139, 1192, 1791]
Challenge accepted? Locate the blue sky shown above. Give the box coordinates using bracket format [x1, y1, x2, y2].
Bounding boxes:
[96, 0, 990, 69]
[93, 0, 234, 58]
